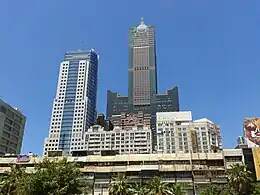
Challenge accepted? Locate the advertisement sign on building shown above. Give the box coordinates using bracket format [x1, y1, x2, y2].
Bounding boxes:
[252, 148, 260, 181]
[16, 155, 30, 163]
[189, 129, 198, 153]
[244, 118, 260, 147]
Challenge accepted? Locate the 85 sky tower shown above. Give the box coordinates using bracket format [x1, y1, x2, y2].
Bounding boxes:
[107, 18, 179, 149]
[128, 17, 157, 107]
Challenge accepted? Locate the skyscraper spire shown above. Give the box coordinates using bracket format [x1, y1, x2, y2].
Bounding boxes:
[137, 17, 147, 30]
[140, 17, 144, 24]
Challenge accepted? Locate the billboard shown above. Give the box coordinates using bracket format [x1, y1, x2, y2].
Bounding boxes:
[252, 148, 260, 181]
[189, 129, 198, 153]
[16, 155, 30, 163]
[244, 118, 260, 147]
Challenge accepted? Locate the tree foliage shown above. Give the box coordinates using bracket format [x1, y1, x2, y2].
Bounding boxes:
[199, 184, 231, 195]
[0, 166, 27, 195]
[145, 176, 170, 195]
[251, 183, 260, 195]
[109, 173, 131, 195]
[170, 184, 186, 195]
[130, 183, 148, 195]
[227, 163, 252, 195]
[0, 160, 258, 195]
[0, 158, 90, 195]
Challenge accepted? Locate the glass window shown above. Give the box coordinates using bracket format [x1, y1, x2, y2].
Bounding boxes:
[0, 106, 7, 114]
[5, 118, 13, 125]
[6, 110, 14, 118]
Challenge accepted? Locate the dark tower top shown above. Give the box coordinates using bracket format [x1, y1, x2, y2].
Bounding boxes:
[128, 17, 157, 106]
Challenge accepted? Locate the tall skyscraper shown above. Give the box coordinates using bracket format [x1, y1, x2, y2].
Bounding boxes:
[0, 99, 26, 155]
[107, 18, 179, 149]
[128, 17, 157, 106]
[44, 49, 98, 156]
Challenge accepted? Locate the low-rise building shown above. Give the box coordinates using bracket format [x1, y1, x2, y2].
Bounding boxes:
[156, 111, 222, 154]
[0, 149, 246, 195]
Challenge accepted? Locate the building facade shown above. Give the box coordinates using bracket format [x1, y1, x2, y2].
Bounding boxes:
[106, 90, 129, 120]
[107, 87, 179, 120]
[0, 99, 26, 155]
[156, 111, 222, 154]
[71, 125, 152, 156]
[44, 49, 99, 156]
[128, 17, 157, 106]
[110, 111, 151, 130]
[0, 149, 246, 195]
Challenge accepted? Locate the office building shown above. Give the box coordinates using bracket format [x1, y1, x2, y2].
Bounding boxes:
[0, 149, 246, 195]
[71, 125, 152, 156]
[110, 111, 151, 130]
[156, 111, 222, 154]
[0, 99, 26, 155]
[106, 18, 179, 148]
[44, 49, 99, 156]
[128, 17, 157, 106]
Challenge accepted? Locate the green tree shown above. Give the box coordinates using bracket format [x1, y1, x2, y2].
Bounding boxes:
[146, 176, 169, 195]
[227, 163, 252, 195]
[130, 183, 148, 195]
[0, 165, 27, 195]
[251, 183, 260, 195]
[23, 158, 89, 195]
[0, 158, 90, 195]
[170, 184, 185, 195]
[200, 184, 231, 195]
[109, 173, 131, 195]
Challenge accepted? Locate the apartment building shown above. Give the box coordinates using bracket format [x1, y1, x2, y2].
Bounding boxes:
[71, 125, 152, 156]
[156, 111, 222, 154]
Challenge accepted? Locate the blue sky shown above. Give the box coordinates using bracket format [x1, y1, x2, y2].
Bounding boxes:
[1, 1, 260, 155]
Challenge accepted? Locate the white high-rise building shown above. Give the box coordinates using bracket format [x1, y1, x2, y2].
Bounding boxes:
[43, 49, 99, 156]
[156, 111, 222, 154]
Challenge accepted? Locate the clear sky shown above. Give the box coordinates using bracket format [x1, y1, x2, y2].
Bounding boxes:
[1, 1, 260, 155]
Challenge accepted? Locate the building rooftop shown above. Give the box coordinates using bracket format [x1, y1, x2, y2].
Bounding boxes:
[64, 49, 97, 61]
[193, 118, 214, 124]
[0, 150, 243, 164]
[0, 99, 25, 117]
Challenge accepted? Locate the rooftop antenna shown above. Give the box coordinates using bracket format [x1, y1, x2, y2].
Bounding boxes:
[77, 40, 83, 51]
[140, 17, 144, 24]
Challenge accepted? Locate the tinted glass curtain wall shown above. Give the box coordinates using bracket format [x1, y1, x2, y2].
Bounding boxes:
[59, 60, 79, 151]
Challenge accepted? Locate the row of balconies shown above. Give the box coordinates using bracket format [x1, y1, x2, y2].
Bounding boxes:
[76, 164, 226, 172]
[0, 164, 227, 174]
